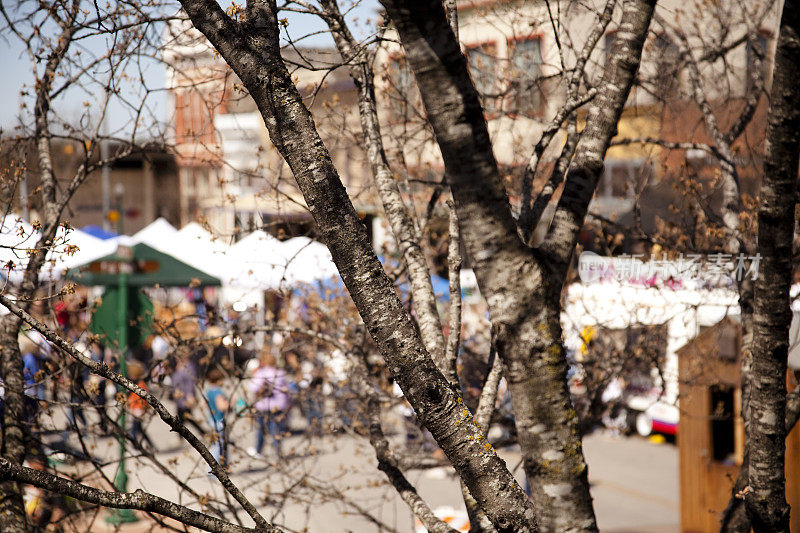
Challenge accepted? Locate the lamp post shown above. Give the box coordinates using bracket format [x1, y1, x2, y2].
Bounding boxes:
[113, 182, 124, 235]
[106, 267, 137, 524]
[101, 140, 110, 231]
[106, 186, 138, 524]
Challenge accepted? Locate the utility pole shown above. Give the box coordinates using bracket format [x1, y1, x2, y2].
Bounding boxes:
[106, 241, 138, 525]
[106, 185, 137, 525]
[105, 266, 137, 525]
[102, 139, 111, 231]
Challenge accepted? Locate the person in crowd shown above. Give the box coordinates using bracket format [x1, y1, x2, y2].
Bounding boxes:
[287, 350, 324, 436]
[172, 357, 204, 435]
[247, 350, 290, 459]
[191, 288, 210, 331]
[53, 301, 70, 331]
[127, 361, 154, 450]
[207, 325, 234, 373]
[204, 367, 229, 466]
[150, 333, 170, 382]
[20, 332, 45, 423]
[133, 337, 154, 372]
[61, 346, 89, 446]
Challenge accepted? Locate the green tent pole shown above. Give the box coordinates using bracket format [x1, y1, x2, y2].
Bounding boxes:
[116, 271, 128, 493]
[107, 272, 138, 524]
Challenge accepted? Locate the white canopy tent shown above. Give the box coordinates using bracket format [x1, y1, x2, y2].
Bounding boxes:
[131, 217, 178, 246]
[0, 214, 37, 282]
[227, 230, 285, 289]
[170, 222, 232, 281]
[128, 220, 341, 292]
[222, 231, 342, 309]
[279, 236, 339, 285]
[1, 214, 341, 296]
[0, 214, 116, 284]
[129, 220, 232, 282]
[174, 222, 229, 253]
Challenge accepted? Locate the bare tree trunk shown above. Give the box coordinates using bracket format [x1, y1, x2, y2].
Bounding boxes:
[318, 0, 450, 381]
[0, 125, 66, 533]
[0, 226, 69, 533]
[720, 386, 800, 533]
[0, 313, 26, 533]
[0, 10, 82, 528]
[380, 0, 654, 529]
[743, 2, 800, 530]
[177, 1, 538, 530]
[376, 7, 580, 530]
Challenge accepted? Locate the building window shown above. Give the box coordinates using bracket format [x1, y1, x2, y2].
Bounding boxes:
[652, 34, 681, 100]
[710, 385, 736, 463]
[384, 55, 416, 121]
[466, 42, 498, 110]
[175, 89, 215, 145]
[507, 37, 543, 116]
[716, 326, 739, 361]
[599, 160, 651, 199]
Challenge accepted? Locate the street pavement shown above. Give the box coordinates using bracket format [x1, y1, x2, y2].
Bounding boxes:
[47, 406, 679, 532]
[585, 433, 679, 532]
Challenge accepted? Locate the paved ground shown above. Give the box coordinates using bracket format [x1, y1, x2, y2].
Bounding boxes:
[585, 433, 679, 532]
[45, 405, 679, 532]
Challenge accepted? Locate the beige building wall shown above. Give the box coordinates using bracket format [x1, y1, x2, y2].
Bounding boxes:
[164, 20, 375, 238]
[374, 0, 779, 172]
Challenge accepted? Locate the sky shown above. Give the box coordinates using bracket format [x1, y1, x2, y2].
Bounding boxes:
[0, 0, 379, 136]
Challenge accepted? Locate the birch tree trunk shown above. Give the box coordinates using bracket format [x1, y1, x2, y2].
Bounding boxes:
[0, 15, 80, 529]
[744, 2, 800, 530]
[317, 0, 450, 381]
[177, 0, 538, 530]
[0, 313, 27, 533]
[381, 0, 655, 529]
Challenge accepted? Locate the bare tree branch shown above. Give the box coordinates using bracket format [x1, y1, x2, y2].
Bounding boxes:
[177, 0, 538, 530]
[445, 199, 462, 385]
[0, 459, 254, 533]
[318, 0, 448, 374]
[541, 0, 657, 269]
[0, 292, 274, 532]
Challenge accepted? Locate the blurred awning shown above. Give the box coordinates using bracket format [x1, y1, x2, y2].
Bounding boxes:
[80, 224, 119, 240]
[66, 242, 221, 287]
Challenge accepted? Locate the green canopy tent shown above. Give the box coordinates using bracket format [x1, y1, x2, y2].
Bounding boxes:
[65, 242, 221, 523]
[66, 241, 222, 352]
[66, 241, 222, 288]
